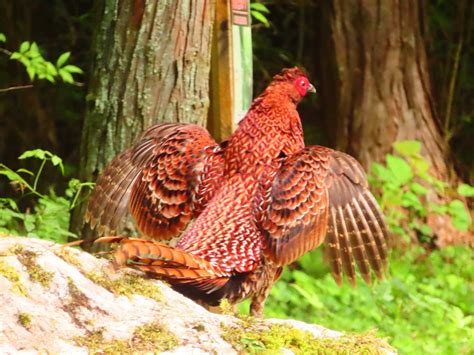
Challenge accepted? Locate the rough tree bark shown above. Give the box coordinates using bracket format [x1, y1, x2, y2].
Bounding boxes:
[71, 0, 215, 233]
[317, 0, 468, 245]
[318, 1, 448, 176]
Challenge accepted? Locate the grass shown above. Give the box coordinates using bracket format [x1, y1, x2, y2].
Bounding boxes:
[250, 246, 474, 354]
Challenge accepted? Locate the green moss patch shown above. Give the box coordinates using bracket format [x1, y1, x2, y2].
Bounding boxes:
[56, 246, 163, 303]
[74, 322, 178, 353]
[18, 312, 32, 328]
[0, 260, 28, 296]
[87, 271, 162, 302]
[55, 248, 83, 269]
[221, 321, 393, 355]
[12, 246, 53, 287]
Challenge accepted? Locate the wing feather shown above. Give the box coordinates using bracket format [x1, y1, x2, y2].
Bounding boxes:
[84, 123, 224, 242]
[259, 147, 330, 265]
[260, 146, 389, 285]
[324, 150, 389, 285]
[129, 125, 224, 240]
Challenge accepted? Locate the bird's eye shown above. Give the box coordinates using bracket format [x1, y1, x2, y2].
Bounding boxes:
[300, 80, 306, 87]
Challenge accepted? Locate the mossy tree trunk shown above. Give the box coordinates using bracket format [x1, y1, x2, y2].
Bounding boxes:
[71, 0, 215, 234]
[317, 0, 466, 245]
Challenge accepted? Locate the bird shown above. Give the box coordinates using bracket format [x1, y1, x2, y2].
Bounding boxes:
[84, 67, 388, 317]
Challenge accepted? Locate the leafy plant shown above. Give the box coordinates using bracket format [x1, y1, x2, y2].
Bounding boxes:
[250, 2, 271, 27]
[0, 149, 93, 243]
[0, 33, 83, 84]
[369, 140, 472, 243]
[257, 246, 474, 354]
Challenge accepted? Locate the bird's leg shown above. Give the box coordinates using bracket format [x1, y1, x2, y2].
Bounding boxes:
[250, 293, 267, 318]
[249, 266, 283, 317]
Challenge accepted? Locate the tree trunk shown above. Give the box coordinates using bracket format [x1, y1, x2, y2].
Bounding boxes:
[72, 0, 215, 234]
[317, 0, 467, 245]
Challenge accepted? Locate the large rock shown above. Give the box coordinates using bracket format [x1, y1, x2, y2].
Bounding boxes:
[0, 237, 395, 354]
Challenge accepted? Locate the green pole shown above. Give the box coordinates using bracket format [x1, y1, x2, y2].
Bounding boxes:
[230, 1, 253, 125]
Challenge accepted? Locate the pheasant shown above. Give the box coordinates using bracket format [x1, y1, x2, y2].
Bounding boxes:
[85, 67, 388, 316]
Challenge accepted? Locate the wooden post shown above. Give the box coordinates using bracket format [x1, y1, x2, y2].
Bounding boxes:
[208, 0, 252, 141]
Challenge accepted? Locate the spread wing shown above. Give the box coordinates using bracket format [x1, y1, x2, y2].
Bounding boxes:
[84, 124, 179, 235]
[260, 146, 388, 286]
[85, 123, 224, 241]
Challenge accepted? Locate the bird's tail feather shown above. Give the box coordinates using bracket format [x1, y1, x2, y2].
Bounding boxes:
[95, 237, 229, 293]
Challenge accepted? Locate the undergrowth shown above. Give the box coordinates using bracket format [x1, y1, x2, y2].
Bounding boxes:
[369, 140, 472, 245]
[0, 149, 93, 243]
[254, 246, 474, 354]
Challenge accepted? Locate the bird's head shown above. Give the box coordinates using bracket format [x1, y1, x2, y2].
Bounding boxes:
[268, 67, 316, 103]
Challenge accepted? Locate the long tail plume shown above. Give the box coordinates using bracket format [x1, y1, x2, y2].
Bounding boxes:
[95, 237, 230, 293]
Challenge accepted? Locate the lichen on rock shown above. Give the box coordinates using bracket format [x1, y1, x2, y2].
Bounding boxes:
[0, 259, 28, 296]
[73, 322, 178, 354]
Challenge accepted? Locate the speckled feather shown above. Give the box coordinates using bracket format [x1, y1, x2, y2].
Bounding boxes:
[129, 124, 224, 240]
[87, 67, 389, 316]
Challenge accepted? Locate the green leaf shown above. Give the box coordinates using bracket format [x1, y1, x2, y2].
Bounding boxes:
[386, 155, 413, 185]
[51, 155, 64, 175]
[457, 184, 474, 197]
[448, 200, 471, 231]
[411, 156, 430, 174]
[10, 52, 21, 60]
[19, 149, 47, 160]
[59, 69, 74, 84]
[0, 33, 6, 42]
[250, 3, 270, 13]
[394, 140, 422, 156]
[46, 62, 58, 76]
[62, 64, 83, 74]
[251, 10, 270, 27]
[0, 198, 18, 211]
[429, 202, 447, 214]
[371, 162, 390, 181]
[417, 224, 433, 236]
[410, 182, 429, 195]
[26, 66, 36, 81]
[19, 57, 31, 68]
[29, 42, 40, 56]
[56, 51, 70, 68]
[19, 41, 30, 54]
[0, 167, 28, 185]
[18, 149, 46, 160]
[23, 214, 36, 232]
[382, 189, 403, 206]
[46, 74, 56, 83]
[401, 191, 423, 212]
[16, 168, 34, 176]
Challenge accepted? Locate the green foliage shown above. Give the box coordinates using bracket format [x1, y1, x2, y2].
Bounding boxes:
[0, 149, 93, 243]
[1, 33, 83, 84]
[222, 321, 392, 354]
[369, 140, 472, 242]
[255, 246, 474, 354]
[250, 2, 271, 27]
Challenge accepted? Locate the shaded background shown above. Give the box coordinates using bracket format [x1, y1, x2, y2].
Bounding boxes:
[1, 0, 473, 184]
[1, 1, 473, 353]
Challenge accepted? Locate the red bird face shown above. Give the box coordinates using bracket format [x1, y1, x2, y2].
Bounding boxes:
[294, 76, 316, 97]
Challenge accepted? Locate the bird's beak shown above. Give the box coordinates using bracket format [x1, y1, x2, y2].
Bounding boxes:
[308, 83, 316, 94]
